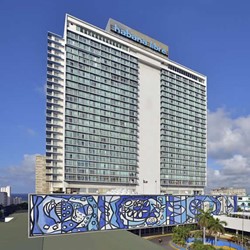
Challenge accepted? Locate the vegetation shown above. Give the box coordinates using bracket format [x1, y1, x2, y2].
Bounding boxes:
[208, 218, 227, 245]
[190, 240, 216, 250]
[237, 206, 243, 212]
[172, 225, 191, 246]
[2, 202, 28, 217]
[195, 209, 227, 245]
[196, 209, 213, 244]
[193, 230, 203, 239]
[230, 235, 241, 245]
[172, 209, 228, 248]
[230, 234, 249, 247]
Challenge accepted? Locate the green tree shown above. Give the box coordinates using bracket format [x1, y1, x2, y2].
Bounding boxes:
[193, 230, 203, 240]
[190, 240, 215, 250]
[196, 209, 213, 245]
[237, 206, 243, 212]
[172, 226, 191, 247]
[230, 234, 241, 245]
[208, 218, 227, 245]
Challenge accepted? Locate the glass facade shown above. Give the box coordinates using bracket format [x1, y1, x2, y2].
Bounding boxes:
[160, 69, 206, 188]
[64, 30, 139, 185]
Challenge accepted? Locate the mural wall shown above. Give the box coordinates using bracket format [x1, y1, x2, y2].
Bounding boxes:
[29, 195, 237, 237]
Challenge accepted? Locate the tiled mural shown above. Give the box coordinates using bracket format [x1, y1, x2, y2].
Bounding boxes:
[29, 195, 237, 237]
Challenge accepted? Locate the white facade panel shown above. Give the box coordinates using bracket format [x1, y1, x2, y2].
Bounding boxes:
[137, 63, 161, 194]
[214, 215, 250, 233]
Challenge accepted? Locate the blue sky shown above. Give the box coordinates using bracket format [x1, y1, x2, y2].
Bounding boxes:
[1, 0, 250, 193]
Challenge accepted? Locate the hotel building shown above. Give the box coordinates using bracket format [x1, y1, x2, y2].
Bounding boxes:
[45, 14, 207, 195]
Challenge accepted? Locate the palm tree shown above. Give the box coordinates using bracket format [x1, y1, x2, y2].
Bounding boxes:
[193, 230, 203, 240]
[196, 209, 213, 244]
[208, 218, 227, 245]
[230, 234, 241, 245]
[172, 226, 191, 246]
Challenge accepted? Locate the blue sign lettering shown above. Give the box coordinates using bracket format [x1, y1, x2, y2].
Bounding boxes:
[113, 24, 148, 46]
[112, 24, 167, 56]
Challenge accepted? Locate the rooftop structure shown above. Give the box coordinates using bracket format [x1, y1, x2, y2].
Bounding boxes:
[211, 187, 247, 196]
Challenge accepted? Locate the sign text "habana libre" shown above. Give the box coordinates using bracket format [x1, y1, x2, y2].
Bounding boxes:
[112, 24, 167, 56]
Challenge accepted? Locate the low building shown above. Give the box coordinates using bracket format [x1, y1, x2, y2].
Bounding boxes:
[214, 212, 250, 233]
[13, 197, 23, 205]
[0, 186, 11, 205]
[238, 196, 250, 211]
[211, 187, 247, 196]
[36, 155, 49, 194]
[0, 192, 7, 207]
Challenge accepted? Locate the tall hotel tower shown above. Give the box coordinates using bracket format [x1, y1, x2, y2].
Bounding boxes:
[45, 15, 207, 195]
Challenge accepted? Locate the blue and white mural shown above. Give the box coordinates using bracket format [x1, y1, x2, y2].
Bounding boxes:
[29, 195, 237, 237]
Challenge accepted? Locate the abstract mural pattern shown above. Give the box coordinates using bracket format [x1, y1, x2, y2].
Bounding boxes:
[29, 195, 237, 237]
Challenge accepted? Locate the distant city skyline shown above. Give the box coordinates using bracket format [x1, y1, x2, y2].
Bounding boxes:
[1, 0, 250, 193]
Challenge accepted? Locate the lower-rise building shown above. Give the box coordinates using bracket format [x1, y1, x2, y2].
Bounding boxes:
[211, 187, 246, 196]
[13, 197, 23, 205]
[0, 192, 8, 207]
[0, 186, 11, 206]
[238, 196, 250, 211]
[35, 155, 49, 194]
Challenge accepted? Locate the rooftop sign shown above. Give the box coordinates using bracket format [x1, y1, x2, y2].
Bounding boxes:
[106, 19, 169, 58]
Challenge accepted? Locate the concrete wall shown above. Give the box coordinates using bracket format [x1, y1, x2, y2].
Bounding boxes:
[29, 194, 237, 237]
[137, 62, 161, 194]
[214, 214, 250, 233]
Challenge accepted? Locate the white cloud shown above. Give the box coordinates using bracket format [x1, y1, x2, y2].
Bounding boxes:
[27, 128, 36, 136]
[17, 125, 37, 137]
[208, 108, 250, 158]
[1, 154, 37, 193]
[35, 83, 46, 96]
[207, 109, 250, 194]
